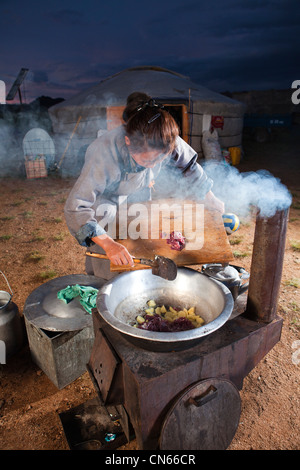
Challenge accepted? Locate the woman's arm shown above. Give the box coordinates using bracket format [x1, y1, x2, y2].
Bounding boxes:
[92, 234, 134, 266]
[161, 137, 214, 200]
[204, 190, 225, 213]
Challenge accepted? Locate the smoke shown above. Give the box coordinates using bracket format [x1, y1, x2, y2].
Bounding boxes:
[0, 104, 55, 177]
[0, 112, 23, 177]
[202, 161, 292, 218]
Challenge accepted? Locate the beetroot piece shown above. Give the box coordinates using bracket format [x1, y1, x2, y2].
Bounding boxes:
[139, 314, 170, 332]
[138, 314, 195, 332]
[166, 231, 186, 251]
[168, 316, 195, 331]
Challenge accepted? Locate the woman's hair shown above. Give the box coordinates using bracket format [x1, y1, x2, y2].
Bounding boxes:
[123, 92, 179, 154]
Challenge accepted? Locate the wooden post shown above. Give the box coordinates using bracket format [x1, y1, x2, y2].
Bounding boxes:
[57, 116, 82, 170]
[245, 208, 289, 323]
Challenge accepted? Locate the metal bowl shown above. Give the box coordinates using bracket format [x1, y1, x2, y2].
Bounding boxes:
[96, 267, 234, 351]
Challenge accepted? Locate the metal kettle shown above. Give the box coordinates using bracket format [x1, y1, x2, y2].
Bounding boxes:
[0, 271, 24, 362]
[201, 264, 249, 300]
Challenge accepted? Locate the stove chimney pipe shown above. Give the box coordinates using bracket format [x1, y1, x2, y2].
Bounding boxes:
[245, 208, 289, 323]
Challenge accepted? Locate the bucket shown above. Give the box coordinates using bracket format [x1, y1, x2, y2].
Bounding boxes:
[229, 147, 241, 166]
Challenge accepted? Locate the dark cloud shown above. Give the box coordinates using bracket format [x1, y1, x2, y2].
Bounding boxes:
[47, 8, 87, 26]
[0, 0, 299, 101]
[169, 46, 297, 92]
[30, 70, 49, 84]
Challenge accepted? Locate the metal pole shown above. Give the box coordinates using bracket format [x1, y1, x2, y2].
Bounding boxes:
[245, 208, 289, 323]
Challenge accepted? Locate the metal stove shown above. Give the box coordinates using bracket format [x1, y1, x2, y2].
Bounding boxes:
[82, 209, 289, 450]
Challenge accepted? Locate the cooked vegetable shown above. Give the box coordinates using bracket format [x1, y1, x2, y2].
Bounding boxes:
[136, 315, 145, 324]
[145, 308, 154, 315]
[132, 301, 205, 332]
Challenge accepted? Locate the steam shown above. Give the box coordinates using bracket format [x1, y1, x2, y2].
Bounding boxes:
[0, 117, 21, 176]
[0, 90, 122, 178]
[202, 161, 292, 218]
[0, 104, 55, 177]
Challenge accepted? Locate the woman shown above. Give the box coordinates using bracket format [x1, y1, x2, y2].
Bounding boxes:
[64, 92, 224, 279]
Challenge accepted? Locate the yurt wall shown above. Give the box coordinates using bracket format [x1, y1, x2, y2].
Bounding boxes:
[188, 103, 244, 156]
[49, 67, 246, 176]
[103, 101, 244, 154]
[104, 100, 244, 156]
[50, 105, 107, 176]
[105, 102, 189, 138]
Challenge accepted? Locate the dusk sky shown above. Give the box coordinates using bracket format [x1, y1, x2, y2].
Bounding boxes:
[1, 0, 299, 103]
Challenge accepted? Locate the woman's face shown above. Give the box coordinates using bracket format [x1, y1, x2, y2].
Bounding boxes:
[125, 136, 167, 168]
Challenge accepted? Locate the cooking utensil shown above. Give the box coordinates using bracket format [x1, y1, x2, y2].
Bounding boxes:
[96, 267, 234, 351]
[86, 251, 177, 281]
[201, 264, 249, 300]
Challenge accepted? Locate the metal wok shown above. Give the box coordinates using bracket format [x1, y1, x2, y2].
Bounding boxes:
[96, 267, 234, 351]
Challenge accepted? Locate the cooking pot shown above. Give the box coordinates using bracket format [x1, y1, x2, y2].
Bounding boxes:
[96, 267, 234, 351]
[201, 264, 249, 300]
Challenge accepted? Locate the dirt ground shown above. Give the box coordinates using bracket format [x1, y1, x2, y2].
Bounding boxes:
[0, 127, 299, 450]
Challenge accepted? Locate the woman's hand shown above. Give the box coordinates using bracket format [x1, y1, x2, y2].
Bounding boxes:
[204, 191, 225, 214]
[92, 234, 135, 266]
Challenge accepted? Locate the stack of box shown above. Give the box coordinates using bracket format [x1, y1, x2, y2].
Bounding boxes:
[25, 156, 47, 179]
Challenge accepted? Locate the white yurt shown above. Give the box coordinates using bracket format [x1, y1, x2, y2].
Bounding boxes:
[49, 66, 246, 176]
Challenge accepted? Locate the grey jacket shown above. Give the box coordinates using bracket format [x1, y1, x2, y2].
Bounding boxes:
[64, 125, 212, 248]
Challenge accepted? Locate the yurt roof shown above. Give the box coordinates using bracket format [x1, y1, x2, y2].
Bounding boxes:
[50, 66, 245, 114]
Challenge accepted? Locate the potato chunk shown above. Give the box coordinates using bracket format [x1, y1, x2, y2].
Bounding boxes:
[145, 308, 154, 315]
[136, 315, 145, 324]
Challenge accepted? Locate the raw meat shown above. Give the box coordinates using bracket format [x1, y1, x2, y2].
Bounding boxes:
[166, 231, 186, 251]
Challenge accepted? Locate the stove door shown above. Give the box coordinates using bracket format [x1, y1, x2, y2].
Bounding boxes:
[159, 378, 241, 450]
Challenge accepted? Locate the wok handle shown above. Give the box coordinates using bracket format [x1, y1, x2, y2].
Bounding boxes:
[187, 385, 218, 407]
[239, 281, 249, 295]
[85, 251, 142, 265]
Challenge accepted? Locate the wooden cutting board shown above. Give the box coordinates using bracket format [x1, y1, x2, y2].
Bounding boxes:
[109, 198, 234, 272]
